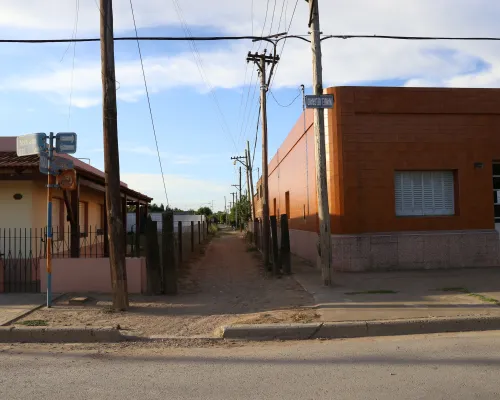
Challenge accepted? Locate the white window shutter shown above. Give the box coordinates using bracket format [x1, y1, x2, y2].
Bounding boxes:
[394, 172, 403, 216]
[395, 170, 454, 216]
[442, 172, 454, 215]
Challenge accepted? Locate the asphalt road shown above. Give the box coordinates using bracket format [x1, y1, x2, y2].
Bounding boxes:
[1, 332, 500, 399]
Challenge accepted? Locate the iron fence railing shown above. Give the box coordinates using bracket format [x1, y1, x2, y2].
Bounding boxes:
[0, 226, 106, 259]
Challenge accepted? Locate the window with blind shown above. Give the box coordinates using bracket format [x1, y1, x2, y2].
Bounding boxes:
[79, 202, 88, 234]
[394, 171, 455, 216]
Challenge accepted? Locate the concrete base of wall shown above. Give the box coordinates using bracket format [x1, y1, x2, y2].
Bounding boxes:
[289, 229, 318, 265]
[332, 230, 500, 272]
[289, 229, 500, 272]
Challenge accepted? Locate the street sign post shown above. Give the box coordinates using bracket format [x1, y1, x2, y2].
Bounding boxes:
[55, 132, 77, 154]
[16, 133, 47, 156]
[304, 94, 334, 109]
[17, 131, 78, 309]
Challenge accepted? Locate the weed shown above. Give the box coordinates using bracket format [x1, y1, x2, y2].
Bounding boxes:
[437, 287, 500, 305]
[17, 320, 48, 327]
[246, 246, 258, 252]
[344, 290, 398, 295]
[438, 287, 469, 293]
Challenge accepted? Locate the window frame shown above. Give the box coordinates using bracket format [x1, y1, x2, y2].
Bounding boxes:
[78, 201, 89, 236]
[394, 170, 455, 217]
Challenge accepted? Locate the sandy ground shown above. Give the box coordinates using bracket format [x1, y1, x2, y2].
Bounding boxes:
[15, 230, 317, 337]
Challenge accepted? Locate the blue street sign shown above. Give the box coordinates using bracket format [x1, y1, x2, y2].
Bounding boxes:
[39, 153, 73, 176]
[305, 94, 335, 109]
[16, 133, 47, 156]
[55, 132, 77, 154]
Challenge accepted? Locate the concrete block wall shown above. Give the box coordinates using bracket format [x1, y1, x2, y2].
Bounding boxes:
[331, 230, 500, 272]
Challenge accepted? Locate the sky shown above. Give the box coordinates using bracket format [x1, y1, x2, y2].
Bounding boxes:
[1, 0, 499, 211]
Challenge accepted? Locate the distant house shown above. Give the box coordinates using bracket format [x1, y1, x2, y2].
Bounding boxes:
[254, 86, 500, 271]
[0, 136, 152, 292]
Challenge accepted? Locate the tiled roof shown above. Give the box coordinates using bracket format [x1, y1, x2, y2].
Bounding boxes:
[0, 151, 152, 202]
[0, 152, 39, 167]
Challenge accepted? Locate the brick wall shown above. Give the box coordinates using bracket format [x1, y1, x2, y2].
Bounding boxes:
[330, 86, 500, 234]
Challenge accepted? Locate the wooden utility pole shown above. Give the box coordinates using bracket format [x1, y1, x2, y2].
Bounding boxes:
[308, 0, 333, 286]
[246, 142, 256, 220]
[100, 0, 129, 309]
[247, 50, 279, 267]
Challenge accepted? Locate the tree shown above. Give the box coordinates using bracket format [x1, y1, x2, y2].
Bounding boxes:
[197, 207, 213, 217]
[229, 195, 251, 225]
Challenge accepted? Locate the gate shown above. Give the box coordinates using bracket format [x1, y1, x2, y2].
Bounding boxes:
[0, 228, 42, 293]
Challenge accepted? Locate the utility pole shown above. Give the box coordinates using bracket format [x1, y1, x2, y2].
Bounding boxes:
[231, 153, 253, 221]
[247, 141, 256, 220]
[224, 195, 227, 224]
[100, 0, 129, 309]
[247, 50, 279, 267]
[231, 192, 236, 227]
[308, 0, 333, 286]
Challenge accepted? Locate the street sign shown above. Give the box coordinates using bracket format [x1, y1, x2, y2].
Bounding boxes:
[305, 94, 334, 109]
[55, 132, 77, 154]
[16, 133, 47, 156]
[39, 153, 74, 176]
[57, 169, 77, 190]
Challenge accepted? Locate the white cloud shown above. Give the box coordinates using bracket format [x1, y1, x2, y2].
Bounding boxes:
[2, 1, 500, 104]
[121, 172, 227, 210]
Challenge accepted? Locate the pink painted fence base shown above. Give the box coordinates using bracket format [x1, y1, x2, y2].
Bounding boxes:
[40, 258, 147, 294]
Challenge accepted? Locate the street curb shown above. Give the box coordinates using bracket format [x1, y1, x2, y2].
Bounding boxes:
[0, 326, 125, 343]
[219, 316, 500, 341]
[218, 323, 322, 340]
[0, 293, 67, 327]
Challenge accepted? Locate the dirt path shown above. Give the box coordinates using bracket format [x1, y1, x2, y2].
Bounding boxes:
[17, 229, 317, 337]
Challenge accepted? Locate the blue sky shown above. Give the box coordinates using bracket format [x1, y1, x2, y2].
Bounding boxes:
[1, 0, 500, 211]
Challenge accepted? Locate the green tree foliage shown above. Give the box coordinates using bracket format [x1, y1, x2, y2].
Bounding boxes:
[229, 195, 251, 225]
[196, 207, 213, 217]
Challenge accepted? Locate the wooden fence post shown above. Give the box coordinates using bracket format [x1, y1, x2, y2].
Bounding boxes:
[280, 214, 291, 274]
[191, 221, 194, 252]
[178, 221, 183, 265]
[270, 216, 280, 275]
[162, 211, 177, 295]
[198, 221, 201, 244]
[145, 217, 161, 294]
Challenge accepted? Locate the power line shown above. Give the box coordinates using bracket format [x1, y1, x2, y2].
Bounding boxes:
[237, 0, 273, 148]
[67, 0, 80, 129]
[268, 0, 299, 88]
[6, 33, 500, 44]
[252, 104, 261, 168]
[269, 89, 301, 107]
[129, 0, 169, 206]
[170, 0, 238, 151]
[0, 34, 285, 44]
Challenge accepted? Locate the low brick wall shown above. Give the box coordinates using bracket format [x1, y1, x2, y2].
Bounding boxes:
[331, 230, 500, 271]
[40, 257, 147, 294]
[287, 229, 500, 272]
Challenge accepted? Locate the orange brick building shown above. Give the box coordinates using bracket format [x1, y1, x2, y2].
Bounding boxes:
[254, 86, 500, 271]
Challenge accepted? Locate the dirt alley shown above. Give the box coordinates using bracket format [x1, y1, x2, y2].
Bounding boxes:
[17, 229, 317, 337]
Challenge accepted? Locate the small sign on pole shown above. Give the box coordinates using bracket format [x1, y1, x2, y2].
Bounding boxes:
[55, 132, 77, 154]
[16, 133, 47, 156]
[39, 154, 74, 176]
[305, 94, 334, 109]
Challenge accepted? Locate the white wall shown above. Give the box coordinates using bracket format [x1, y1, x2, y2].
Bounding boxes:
[127, 213, 206, 233]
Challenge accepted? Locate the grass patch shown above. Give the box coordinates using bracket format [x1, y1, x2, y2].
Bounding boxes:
[17, 320, 48, 327]
[438, 287, 469, 293]
[246, 246, 258, 252]
[469, 293, 500, 304]
[437, 287, 500, 305]
[208, 224, 219, 235]
[344, 290, 398, 295]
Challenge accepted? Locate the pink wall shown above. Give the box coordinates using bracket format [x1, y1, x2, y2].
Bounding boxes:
[40, 258, 146, 294]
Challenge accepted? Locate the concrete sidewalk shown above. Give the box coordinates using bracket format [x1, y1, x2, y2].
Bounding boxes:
[0, 294, 46, 326]
[292, 256, 500, 322]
